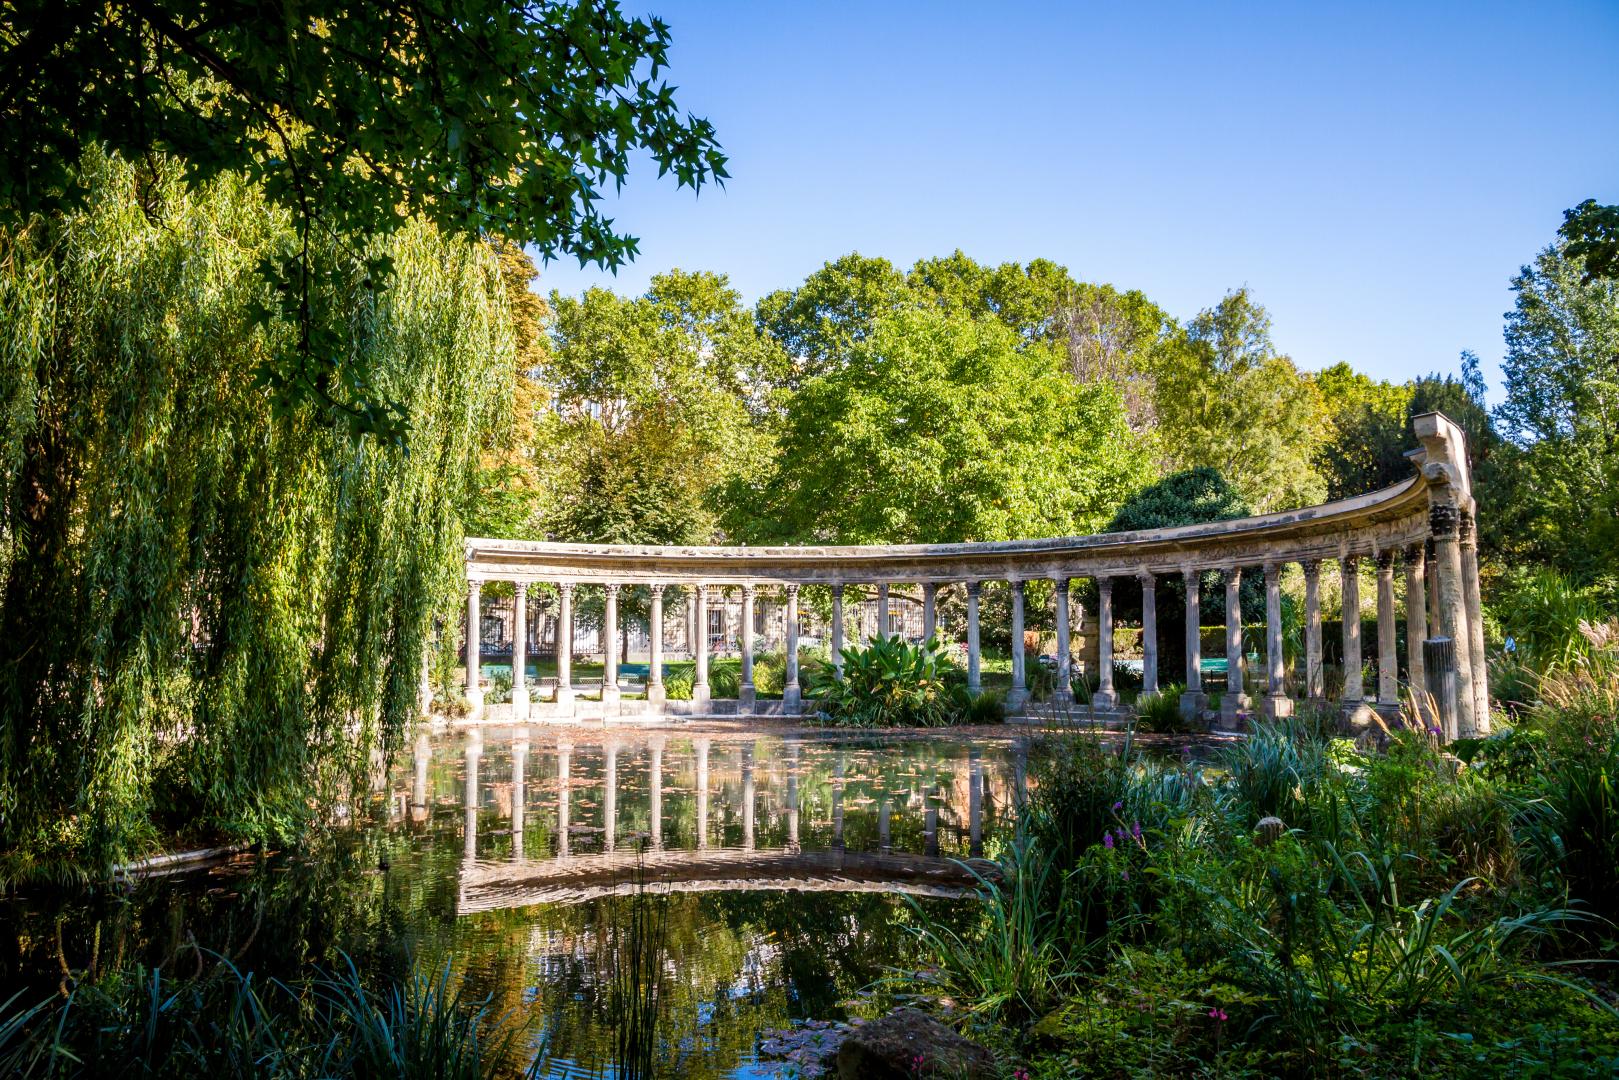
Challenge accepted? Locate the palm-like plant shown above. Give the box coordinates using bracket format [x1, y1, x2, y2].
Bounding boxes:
[805, 635, 969, 727]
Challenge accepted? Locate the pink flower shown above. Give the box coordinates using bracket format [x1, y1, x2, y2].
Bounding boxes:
[1209, 1007, 1228, 1022]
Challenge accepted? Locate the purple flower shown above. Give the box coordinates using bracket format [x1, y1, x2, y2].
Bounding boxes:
[1131, 820, 1142, 841]
[1121, 869, 1129, 881]
[1112, 800, 1123, 812]
[1103, 832, 1115, 849]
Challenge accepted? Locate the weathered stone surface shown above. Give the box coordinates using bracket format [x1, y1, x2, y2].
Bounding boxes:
[835, 1008, 995, 1080]
[1254, 815, 1286, 846]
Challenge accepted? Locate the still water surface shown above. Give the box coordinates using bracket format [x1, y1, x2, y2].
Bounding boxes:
[3, 727, 1028, 1077]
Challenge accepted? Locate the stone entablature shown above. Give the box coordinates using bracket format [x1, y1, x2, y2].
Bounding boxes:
[449, 412, 1488, 739]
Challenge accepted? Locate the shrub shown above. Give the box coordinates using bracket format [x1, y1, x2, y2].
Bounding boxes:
[1135, 683, 1189, 733]
[662, 668, 693, 701]
[804, 635, 968, 728]
[964, 689, 1007, 725]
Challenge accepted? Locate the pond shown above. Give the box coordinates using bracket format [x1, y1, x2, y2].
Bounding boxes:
[1, 725, 1031, 1077]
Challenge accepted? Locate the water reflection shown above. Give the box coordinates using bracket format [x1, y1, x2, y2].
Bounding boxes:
[444, 730, 1021, 915]
[2, 727, 1028, 1080]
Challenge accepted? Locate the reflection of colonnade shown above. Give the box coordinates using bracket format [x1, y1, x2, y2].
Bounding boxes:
[449, 733, 1008, 871]
[455, 414, 1488, 739]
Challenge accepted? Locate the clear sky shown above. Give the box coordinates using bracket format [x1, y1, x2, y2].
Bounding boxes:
[539, 1, 1619, 397]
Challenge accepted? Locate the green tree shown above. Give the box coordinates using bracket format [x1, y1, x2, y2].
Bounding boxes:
[0, 152, 511, 868]
[1153, 288, 1328, 513]
[1560, 199, 1619, 282]
[1, 0, 725, 435]
[754, 253, 913, 384]
[1106, 467, 1257, 679]
[1492, 243, 1619, 580]
[733, 305, 1152, 544]
[542, 270, 781, 545]
[1312, 363, 1415, 499]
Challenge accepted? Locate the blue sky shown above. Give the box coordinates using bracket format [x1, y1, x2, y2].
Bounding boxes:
[540, 1, 1619, 397]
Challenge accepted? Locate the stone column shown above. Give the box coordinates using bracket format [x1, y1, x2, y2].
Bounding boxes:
[1303, 559, 1324, 701]
[739, 584, 757, 711]
[1180, 567, 1205, 717]
[555, 583, 575, 706]
[1053, 578, 1072, 706]
[1375, 551, 1400, 715]
[1008, 579, 1028, 710]
[1431, 504, 1478, 739]
[1341, 556, 1372, 728]
[783, 584, 802, 710]
[877, 583, 890, 639]
[830, 583, 846, 678]
[647, 584, 666, 706]
[1264, 561, 1291, 718]
[512, 582, 530, 720]
[1140, 572, 1159, 696]
[693, 585, 712, 706]
[1095, 577, 1117, 708]
[1404, 543, 1428, 720]
[922, 583, 938, 642]
[465, 580, 484, 710]
[600, 583, 621, 709]
[966, 581, 984, 695]
[1426, 540, 1440, 636]
[1460, 510, 1490, 733]
[419, 641, 435, 717]
[1221, 566, 1251, 726]
[685, 589, 698, 659]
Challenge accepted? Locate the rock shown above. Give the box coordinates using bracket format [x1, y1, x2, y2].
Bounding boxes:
[836, 1007, 995, 1080]
[757, 1019, 848, 1079]
[1253, 815, 1286, 846]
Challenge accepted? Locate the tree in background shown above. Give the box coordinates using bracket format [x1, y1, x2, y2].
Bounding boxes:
[1105, 468, 1259, 681]
[754, 253, 913, 386]
[1492, 243, 1619, 583]
[467, 241, 554, 539]
[1560, 200, 1619, 282]
[1152, 288, 1328, 513]
[543, 271, 782, 545]
[733, 305, 1152, 544]
[1312, 362, 1415, 499]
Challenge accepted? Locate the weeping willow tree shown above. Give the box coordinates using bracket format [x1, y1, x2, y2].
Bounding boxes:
[0, 151, 513, 873]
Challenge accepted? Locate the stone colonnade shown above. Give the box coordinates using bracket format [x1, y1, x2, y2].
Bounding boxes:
[454, 413, 1488, 739]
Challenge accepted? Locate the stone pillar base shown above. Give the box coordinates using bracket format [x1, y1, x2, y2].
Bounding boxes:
[1179, 690, 1207, 719]
[738, 685, 757, 713]
[1340, 699, 1375, 732]
[1374, 700, 1402, 723]
[511, 687, 530, 721]
[1093, 690, 1117, 710]
[600, 686, 621, 711]
[783, 685, 802, 712]
[1263, 693, 1293, 720]
[467, 685, 484, 712]
[693, 685, 711, 709]
[1220, 693, 1253, 729]
[555, 686, 575, 706]
[646, 685, 666, 707]
[1052, 690, 1075, 710]
[1005, 688, 1029, 712]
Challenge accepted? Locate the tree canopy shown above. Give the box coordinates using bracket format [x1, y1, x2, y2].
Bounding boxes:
[1, 0, 726, 437]
[730, 305, 1152, 544]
